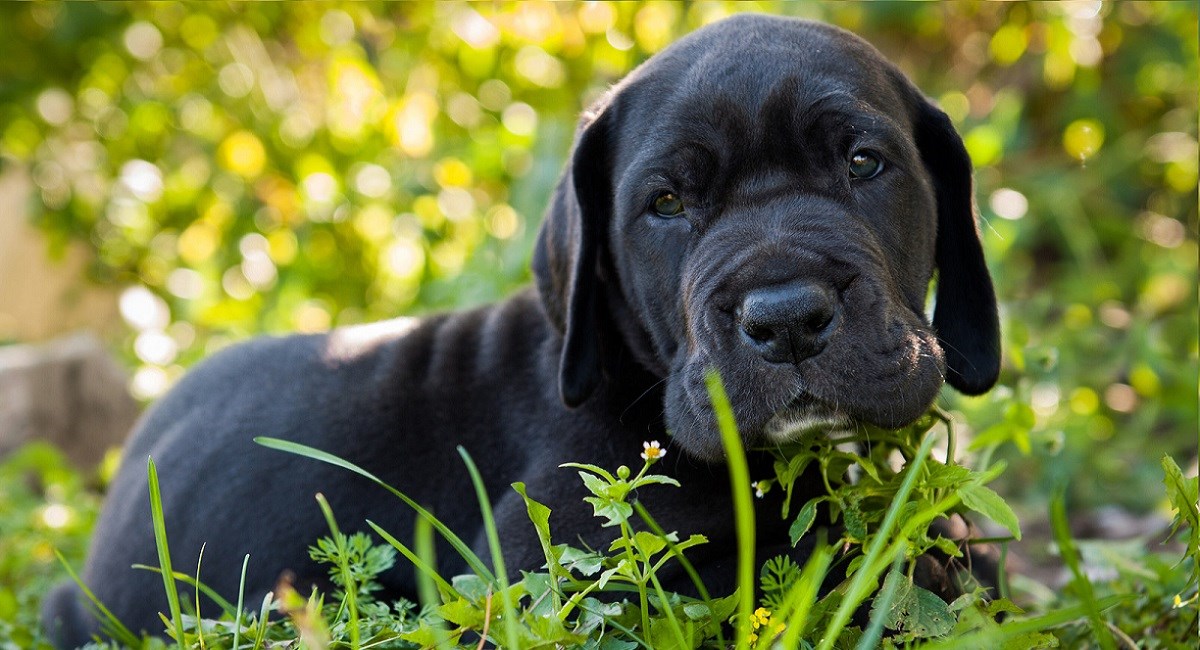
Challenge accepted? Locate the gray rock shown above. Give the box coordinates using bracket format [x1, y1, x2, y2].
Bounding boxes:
[0, 334, 138, 467]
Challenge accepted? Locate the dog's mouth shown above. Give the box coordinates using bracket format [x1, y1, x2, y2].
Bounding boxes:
[761, 397, 852, 443]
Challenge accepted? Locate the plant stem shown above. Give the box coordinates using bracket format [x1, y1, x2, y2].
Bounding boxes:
[620, 520, 653, 636]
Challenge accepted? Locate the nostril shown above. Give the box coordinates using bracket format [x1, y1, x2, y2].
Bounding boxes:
[741, 322, 775, 343]
[802, 307, 834, 333]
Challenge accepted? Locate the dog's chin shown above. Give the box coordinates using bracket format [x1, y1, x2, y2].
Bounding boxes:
[761, 400, 853, 444]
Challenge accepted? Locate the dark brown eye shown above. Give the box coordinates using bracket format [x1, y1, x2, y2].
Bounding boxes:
[849, 150, 884, 179]
[652, 192, 685, 217]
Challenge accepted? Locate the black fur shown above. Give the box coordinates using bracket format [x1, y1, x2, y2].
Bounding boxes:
[43, 15, 999, 648]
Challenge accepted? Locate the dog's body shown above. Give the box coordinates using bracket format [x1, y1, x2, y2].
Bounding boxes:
[43, 15, 999, 648]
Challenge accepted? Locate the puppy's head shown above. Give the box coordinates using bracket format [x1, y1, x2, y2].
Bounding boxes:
[534, 14, 999, 460]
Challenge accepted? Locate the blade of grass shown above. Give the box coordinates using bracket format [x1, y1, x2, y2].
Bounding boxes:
[409, 515, 456, 649]
[775, 535, 835, 649]
[233, 554, 250, 650]
[366, 519, 458, 599]
[1050, 486, 1116, 650]
[252, 592, 272, 650]
[816, 429, 939, 650]
[195, 543, 206, 650]
[411, 514, 440, 608]
[705, 370, 755, 650]
[315, 493, 360, 650]
[53, 550, 141, 648]
[457, 446, 520, 650]
[255, 437, 494, 582]
[997, 542, 1010, 602]
[131, 565, 238, 616]
[147, 457, 187, 649]
[855, 549, 907, 650]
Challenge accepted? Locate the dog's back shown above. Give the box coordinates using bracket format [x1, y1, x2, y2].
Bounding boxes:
[40, 290, 610, 647]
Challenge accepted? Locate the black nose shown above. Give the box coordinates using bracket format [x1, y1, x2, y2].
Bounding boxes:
[738, 281, 838, 364]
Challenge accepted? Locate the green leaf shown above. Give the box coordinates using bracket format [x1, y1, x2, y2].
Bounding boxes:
[909, 585, 956, 637]
[596, 560, 630, 589]
[561, 462, 618, 483]
[437, 597, 484, 628]
[777, 454, 815, 517]
[578, 470, 613, 499]
[512, 482, 552, 545]
[708, 591, 742, 623]
[931, 536, 962, 559]
[631, 530, 670, 558]
[451, 574, 491, 604]
[843, 497, 867, 541]
[959, 483, 1021, 540]
[683, 602, 712, 621]
[522, 571, 557, 617]
[524, 609, 583, 645]
[922, 463, 975, 489]
[555, 544, 605, 576]
[631, 473, 682, 489]
[790, 497, 821, 546]
[871, 570, 955, 638]
[585, 495, 634, 527]
[577, 597, 624, 636]
[512, 481, 563, 611]
[647, 614, 695, 650]
[1162, 455, 1199, 552]
[401, 620, 461, 647]
[852, 454, 883, 484]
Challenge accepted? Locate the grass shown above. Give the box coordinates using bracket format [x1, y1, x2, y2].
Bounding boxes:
[1, 399, 1196, 649]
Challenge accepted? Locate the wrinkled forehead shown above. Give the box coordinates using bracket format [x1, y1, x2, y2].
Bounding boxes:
[608, 16, 914, 152]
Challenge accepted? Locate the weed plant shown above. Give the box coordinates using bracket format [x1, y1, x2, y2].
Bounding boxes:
[5, 374, 1197, 648]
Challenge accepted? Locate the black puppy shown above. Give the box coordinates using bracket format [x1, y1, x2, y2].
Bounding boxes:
[43, 14, 999, 647]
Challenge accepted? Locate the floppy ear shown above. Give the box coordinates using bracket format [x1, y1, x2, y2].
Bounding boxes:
[913, 100, 1001, 395]
[532, 102, 615, 407]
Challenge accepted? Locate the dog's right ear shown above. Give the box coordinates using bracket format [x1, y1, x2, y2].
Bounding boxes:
[532, 99, 616, 408]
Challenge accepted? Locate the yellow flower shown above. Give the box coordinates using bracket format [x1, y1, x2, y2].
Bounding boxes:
[753, 607, 771, 627]
[641, 440, 666, 462]
[747, 632, 758, 644]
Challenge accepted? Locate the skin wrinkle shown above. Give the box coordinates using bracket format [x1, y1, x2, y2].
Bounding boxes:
[667, 200, 936, 443]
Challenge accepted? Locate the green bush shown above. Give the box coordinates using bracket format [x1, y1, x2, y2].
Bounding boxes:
[0, 2, 1195, 648]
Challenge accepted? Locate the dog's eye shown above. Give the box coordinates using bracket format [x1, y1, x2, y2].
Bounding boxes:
[651, 192, 685, 217]
[849, 150, 884, 179]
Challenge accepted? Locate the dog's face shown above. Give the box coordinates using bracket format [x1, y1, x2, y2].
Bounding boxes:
[535, 15, 1000, 461]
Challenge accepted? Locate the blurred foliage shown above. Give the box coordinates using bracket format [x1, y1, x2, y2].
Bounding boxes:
[0, 443, 105, 645]
[0, 1, 1196, 511]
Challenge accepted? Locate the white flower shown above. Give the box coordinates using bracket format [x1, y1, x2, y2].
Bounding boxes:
[640, 440, 665, 462]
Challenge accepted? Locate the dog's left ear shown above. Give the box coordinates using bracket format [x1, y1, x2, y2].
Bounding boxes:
[913, 99, 1001, 395]
[532, 100, 615, 407]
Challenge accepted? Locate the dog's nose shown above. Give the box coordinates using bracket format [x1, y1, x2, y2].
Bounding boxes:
[738, 281, 838, 364]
